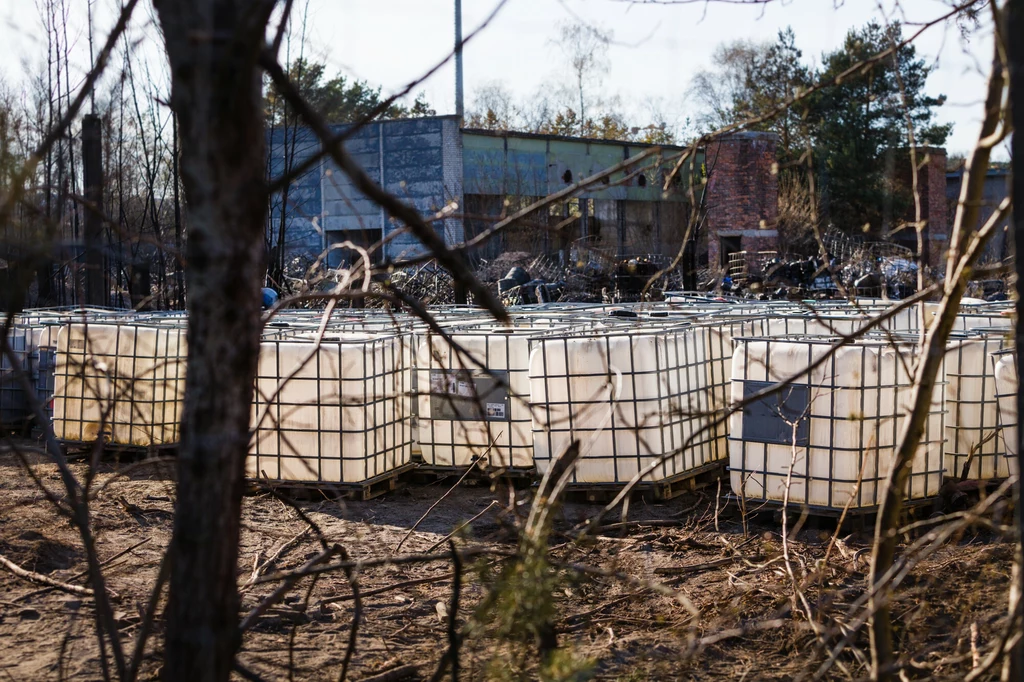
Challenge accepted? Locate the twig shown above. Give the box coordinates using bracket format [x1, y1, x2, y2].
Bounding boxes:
[18, 537, 151, 603]
[395, 455, 486, 553]
[555, 559, 699, 618]
[0, 550, 94, 596]
[653, 557, 737, 575]
[240, 544, 341, 632]
[448, 540, 462, 682]
[77, 538, 151, 582]
[321, 572, 453, 606]
[426, 501, 499, 554]
[249, 546, 512, 586]
[357, 665, 420, 682]
[288, 559, 325, 682]
[337, 547, 361, 682]
[562, 593, 638, 624]
[242, 528, 310, 591]
[593, 519, 686, 534]
[233, 662, 268, 682]
[125, 549, 171, 682]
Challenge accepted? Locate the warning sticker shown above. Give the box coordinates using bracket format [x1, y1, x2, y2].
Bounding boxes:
[429, 369, 510, 422]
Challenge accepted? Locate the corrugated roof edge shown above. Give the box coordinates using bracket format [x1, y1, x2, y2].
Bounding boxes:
[460, 126, 692, 152]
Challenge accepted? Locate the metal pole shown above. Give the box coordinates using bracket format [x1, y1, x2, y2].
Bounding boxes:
[1008, 0, 1024, 678]
[451, 0, 467, 304]
[82, 113, 105, 306]
[454, 0, 464, 122]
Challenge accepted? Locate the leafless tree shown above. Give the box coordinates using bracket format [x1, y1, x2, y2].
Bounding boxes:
[0, 1, 1020, 682]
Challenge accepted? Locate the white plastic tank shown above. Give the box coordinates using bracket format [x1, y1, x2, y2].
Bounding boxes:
[729, 337, 944, 510]
[992, 350, 1018, 477]
[247, 333, 412, 484]
[53, 323, 187, 446]
[703, 316, 769, 461]
[701, 314, 869, 462]
[416, 324, 565, 469]
[944, 332, 1011, 479]
[915, 302, 1014, 332]
[528, 324, 716, 484]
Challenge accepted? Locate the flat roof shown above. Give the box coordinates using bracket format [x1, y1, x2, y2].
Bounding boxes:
[461, 126, 692, 152]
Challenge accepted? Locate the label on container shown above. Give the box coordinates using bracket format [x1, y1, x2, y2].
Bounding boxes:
[430, 369, 510, 422]
[741, 380, 810, 446]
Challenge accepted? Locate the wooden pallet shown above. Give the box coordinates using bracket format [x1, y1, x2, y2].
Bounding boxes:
[247, 463, 415, 501]
[0, 417, 35, 438]
[60, 440, 178, 462]
[730, 495, 940, 533]
[411, 463, 537, 487]
[562, 461, 726, 504]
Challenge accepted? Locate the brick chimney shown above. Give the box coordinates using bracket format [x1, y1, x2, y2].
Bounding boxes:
[889, 146, 948, 267]
[703, 131, 780, 269]
[920, 147, 948, 267]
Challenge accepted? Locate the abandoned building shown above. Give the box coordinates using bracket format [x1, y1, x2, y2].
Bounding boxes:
[946, 162, 1011, 264]
[266, 116, 781, 274]
[268, 116, 992, 280]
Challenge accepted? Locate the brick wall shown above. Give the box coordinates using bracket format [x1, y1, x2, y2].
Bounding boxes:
[704, 132, 780, 268]
[892, 146, 948, 267]
[923, 147, 949, 267]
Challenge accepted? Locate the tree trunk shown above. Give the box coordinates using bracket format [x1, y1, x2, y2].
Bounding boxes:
[153, 2, 276, 680]
[868, 25, 1008, 680]
[172, 109, 185, 308]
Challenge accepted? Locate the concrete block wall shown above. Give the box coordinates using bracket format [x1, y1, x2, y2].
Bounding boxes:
[266, 126, 324, 268]
[321, 117, 462, 263]
[267, 116, 464, 268]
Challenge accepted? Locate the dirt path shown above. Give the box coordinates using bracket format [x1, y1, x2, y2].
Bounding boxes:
[0, 449, 1013, 680]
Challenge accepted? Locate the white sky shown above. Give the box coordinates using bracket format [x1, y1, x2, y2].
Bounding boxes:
[0, 0, 1005, 157]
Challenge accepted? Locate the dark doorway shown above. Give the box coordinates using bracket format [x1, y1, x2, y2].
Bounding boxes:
[720, 235, 743, 268]
[326, 229, 383, 269]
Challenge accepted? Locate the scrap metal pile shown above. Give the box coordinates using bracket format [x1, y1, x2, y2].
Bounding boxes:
[716, 230, 936, 300]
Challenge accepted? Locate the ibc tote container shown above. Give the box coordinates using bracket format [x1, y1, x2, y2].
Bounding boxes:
[992, 350, 1018, 477]
[53, 323, 187, 446]
[701, 312, 871, 461]
[0, 327, 31, 425]
[944, 330, 1012, 479]
[25, 323, 63, 424]
[729, 337, 945, 510]
[702, 315, 768, 460]
[247, 332, 412, 484]
[528, 323, 717, 485]
[415, 319, 582, 470]
[2, 321, 81, 427]
[910, 302, 1013, 332]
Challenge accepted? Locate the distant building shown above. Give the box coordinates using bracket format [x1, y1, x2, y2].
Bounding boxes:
[946, 164, 1011, 264]
[702, 131, 780, 268]
[888, 144, 950, 266]
[266, 116, 780, 276]
[887, 149, 1011, 271]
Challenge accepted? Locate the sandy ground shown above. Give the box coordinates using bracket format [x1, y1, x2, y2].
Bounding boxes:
[0, 447, 1015, 681]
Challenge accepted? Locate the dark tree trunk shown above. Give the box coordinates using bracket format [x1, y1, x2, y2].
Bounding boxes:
[172, 109, 185, 308]
[82, 113, 105, 306]
[153, 2, 276, 680]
